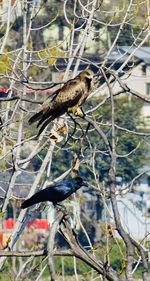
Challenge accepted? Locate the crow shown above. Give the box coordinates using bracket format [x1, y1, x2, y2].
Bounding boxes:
[21, 176, 88, 209]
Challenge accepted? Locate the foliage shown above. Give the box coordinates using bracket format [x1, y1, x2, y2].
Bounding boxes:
[38, 46, 64, 66]
[26, 96, 148, 189]
[108, 24, 141, 46]
[32, 96, 147, 184]
[1, 239, 148, 280]
[0, 51, 10, 74]
[0, 0, 149, 280]
[88, 96, 147, 183]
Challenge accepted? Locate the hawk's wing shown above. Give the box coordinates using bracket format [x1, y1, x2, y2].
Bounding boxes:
[35, 79, 84, 135]
[52, 78, 86, 107]
[28, 88, 60, 125]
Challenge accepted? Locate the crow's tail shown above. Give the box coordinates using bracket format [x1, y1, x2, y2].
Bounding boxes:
[21, 192, 42, 209]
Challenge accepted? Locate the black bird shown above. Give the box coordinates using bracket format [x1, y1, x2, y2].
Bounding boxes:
[21, 176, 88, 209]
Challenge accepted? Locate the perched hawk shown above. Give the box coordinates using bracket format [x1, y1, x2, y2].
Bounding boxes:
[29, 68, 94, 136]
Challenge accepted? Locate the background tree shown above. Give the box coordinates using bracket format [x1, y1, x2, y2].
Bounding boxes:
[0, 0, 150, 280]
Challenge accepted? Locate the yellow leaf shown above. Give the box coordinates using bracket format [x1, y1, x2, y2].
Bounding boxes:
[72, 155, 80, 173]
[0, 211, 6, 217]
[0, 53, 10, 73]
[57, 125, 68, 135]
[38, 49, 47, 59]
[118, 259, 126, 274]
[28, 35, 33, 51]
[47, 46, 64, 65]
[47, 57, 56, 65]
[38, 46, 64, 65]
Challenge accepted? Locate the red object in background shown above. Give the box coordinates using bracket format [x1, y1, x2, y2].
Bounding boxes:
[2, 218, 14, 230]
[27, 219, 49, 230]
[0, 219, 49, 248]
[0, 234, 2, 245]
[0, 87, 54, 95]
[1, 219, 49, 230]
[0, 88, 9, 93]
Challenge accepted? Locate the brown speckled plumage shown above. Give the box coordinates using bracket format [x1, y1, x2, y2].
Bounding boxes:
[29, 69, 94, 136]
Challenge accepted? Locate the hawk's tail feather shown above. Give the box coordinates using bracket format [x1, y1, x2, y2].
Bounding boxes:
[36, 107, 57, 128]
[37, 115, 56, 136]
[36, 114, 48, 128]
[28, 110, 43, 125]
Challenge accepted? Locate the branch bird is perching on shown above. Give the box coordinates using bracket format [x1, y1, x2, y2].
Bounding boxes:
[28, 68, 94, 136]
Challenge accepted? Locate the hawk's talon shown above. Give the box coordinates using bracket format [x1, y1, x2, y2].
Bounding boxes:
[74, 107, 85, 117]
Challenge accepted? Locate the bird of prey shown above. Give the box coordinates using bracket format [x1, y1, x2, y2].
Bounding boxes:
[21, 176, 88, 209]
[28, 68, 94, 136]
